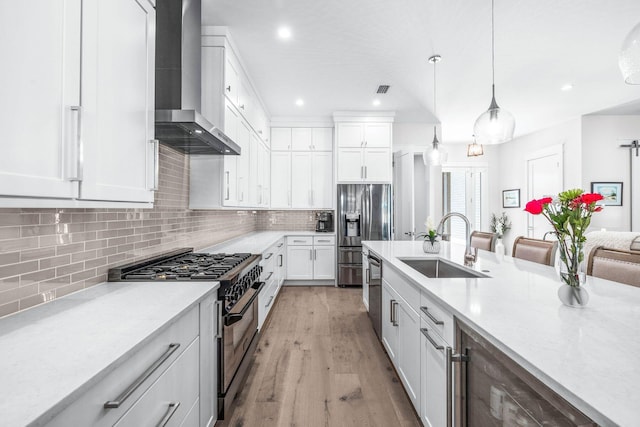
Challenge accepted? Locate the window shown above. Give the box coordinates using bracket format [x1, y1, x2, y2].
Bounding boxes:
[442, 166, 488, 243]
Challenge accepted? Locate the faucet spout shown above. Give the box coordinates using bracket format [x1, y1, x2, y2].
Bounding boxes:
[436, 212, 476, 267]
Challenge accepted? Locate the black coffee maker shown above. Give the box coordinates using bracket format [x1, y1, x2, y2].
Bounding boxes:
[315, 211, 334, 232]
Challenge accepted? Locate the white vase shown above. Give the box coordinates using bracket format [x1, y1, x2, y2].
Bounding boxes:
[495, 238, 505, 255]
[423, 240, 440, 254]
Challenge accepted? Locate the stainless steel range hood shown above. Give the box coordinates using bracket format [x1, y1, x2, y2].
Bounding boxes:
[155, 0, 240, 155]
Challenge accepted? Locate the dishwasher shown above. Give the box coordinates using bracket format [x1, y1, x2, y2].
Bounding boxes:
[367, 253, 382, 340]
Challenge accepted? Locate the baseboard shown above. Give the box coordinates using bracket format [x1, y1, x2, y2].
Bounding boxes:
[284, 280, 335, 286]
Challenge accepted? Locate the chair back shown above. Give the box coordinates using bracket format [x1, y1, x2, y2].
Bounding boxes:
[470, 231, 497, 252]
[587, 246, 640, 288]
[512, 236, 558, 266]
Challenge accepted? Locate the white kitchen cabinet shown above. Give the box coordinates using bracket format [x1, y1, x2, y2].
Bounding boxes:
[271, 128, 292, 150]
[289, 152, 333, 209]
[0, 0, 156, 206]
[420, 320, 447, 427]
[291, 128, 313, 151]
[258, 238, 286, 329]
[363, 148, 392, 181]
[248, 133, 259, 206]
[382, 280, 399, 362]
[362, 247, 370, 310]
[312, 128, 334, 151]
[270, 152, 291, 208]
[363, 123, 392, 147]
[291, 153, 313, 208]
[258, 139, 271, 207]
[336, 148, 363, 181]
[336, 123, 364, 147]
[286, 236, 335, 281]
[223, 101, 239, 206]
[335, 121, 392, 183]
[313, 245, 336, 280]
[236, 119, 251, 205]
[224, 53, 240, 107]
[286, 245, 314, 280]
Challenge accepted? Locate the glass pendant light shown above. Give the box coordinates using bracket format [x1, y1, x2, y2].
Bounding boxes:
[423, 55, 448, 166]
[467, 136, 484, 157]
[619, 22, 640, 84]
[473, 0, 515, 145]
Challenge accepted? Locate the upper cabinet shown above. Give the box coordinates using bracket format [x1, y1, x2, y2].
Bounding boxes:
[334, 114, 394, 183]
[0, 0, 156, 207]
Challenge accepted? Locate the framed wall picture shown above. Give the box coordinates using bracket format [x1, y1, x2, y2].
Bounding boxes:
[502, 189, 520, 208]
[591, 182, 623, 206]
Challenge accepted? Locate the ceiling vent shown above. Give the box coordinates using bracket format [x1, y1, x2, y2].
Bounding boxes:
[376, 85, 390, 94]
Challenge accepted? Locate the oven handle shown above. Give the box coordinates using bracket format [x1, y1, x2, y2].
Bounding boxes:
[224, 281, 265, 326]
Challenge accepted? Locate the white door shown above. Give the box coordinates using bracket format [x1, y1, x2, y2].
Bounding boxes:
[236, 120, 251, 205]
[291, 128, 313, 151]
[291, 152, 312, 208]
[313, 246, 335, 280]
[258, 140, 270, 206]
[311, 152, 333, 208]
[421, 321, 447, 427]
[337, 148, 363, 182]
[364, 123, 391, 147]
[312, 128, 333, 151]
[222, 102, 239, 206]
[633, 151, 640, 231]
[80, 0, 155, 202]
[394, 152, 416, 240]
[271, 152, 291, 208]
[381, 281, 399, 362]
[286, 246, 313, 280]
[337, 123, 364, 147]
[0, 0, 81, 199]
[397, 302, 420, 410]
[363, 149, 391, 182]
[527, 148, 562, 238]
[224, 54, 239, 106]
[248, 133, 260, 206]
[270, 128, 291, 151]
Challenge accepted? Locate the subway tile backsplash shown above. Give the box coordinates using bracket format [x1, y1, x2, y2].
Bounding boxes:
[0, 145, 317, 318]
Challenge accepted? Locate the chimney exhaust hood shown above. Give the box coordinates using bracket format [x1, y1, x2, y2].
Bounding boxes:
[155, 0, 240, 155]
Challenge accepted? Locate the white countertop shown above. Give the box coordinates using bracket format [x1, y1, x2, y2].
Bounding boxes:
[363, 240, 640, 426]
[201, 230, 335, 254]
[0, 281, 218, 427]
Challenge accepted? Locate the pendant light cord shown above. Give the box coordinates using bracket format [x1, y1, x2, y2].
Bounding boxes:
[491, 0, 495, 87]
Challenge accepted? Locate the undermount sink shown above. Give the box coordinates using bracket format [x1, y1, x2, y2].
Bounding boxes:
[399, 258, 490, 279]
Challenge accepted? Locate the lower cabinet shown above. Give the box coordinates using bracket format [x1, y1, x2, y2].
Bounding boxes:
[286, 244, 314, 280]
[420, 319, 447, 427]
[258, 238, 285, 329]
[286, 236, 335, 281]
[381, 278, 420, 410]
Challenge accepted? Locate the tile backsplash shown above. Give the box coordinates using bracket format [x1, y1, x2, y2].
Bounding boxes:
[0, 145, 316, 318]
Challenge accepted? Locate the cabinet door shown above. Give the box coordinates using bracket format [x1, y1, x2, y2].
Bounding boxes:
[258, 140, 270, 207]
[364, 123, 392, 147]
[362, 254, 370, 309]
[313, 246, 335, 280]
[311, 152, 333, 209]
[381, 281, 399, 362]
[238, 80, 251, 118]
[248, 133, 260, 206]
[337, 148, 364, 182]
[291, 152, 312, 208]
[286, 246, 314, 280]
[0, 0, 81, 199]
[271, 152, 291, 208]
[397, 301, 421, 410]
[271, 128, 291, 151]
[421, 321, 447, 427]
[223, 102, 239, 206]
[236, 120, 251, 205]
[291, 128, 313, 151]
[80, 0, 155, 202]
[337, 123, 364, 147]
[312, 128, 333, 151]
[224, 54, 239, 106]
[363, 149, 391, 182]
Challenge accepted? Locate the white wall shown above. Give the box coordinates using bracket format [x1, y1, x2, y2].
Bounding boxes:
[581, 115, 640, 231]
[495, 118, 582, 252]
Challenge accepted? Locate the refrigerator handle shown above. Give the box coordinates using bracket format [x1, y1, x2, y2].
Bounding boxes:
[362, 185, 369, 241]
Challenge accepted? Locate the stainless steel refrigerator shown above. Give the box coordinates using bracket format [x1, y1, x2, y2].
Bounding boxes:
[337, 184, 392, 287]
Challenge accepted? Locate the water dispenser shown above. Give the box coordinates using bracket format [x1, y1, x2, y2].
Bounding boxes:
[345, 212, 361, 237]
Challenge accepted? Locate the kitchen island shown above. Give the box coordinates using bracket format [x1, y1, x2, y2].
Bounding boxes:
[364, 240, 640, 426]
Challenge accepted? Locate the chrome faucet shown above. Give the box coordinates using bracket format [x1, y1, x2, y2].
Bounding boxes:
[436, 212, 476, 267]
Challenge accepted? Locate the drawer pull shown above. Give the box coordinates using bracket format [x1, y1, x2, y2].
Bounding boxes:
[104, 343, 181, 409]
[317, 239, 331, 242]
[421, 328, 444, 352]
[157, 401, 181, 427]
[264, 252, 273, 260]
[293, 239, 307, 243]
[265, 295, 275, 308]
[277, 243, 284, 248]
[264, 271, 274, 281]
[420, 306, 444, 325]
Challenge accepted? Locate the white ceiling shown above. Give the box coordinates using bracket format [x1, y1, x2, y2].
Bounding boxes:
[203, 0, 640, 143]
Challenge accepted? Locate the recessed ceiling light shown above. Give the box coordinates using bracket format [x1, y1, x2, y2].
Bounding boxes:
[561, 83, 573, 91]
[295, 99, 304, 106]
[277, 27, 291, 39]
[372, 99, 381, 106]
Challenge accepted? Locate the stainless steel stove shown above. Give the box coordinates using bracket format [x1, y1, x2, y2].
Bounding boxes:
[108, 248, 263, 419]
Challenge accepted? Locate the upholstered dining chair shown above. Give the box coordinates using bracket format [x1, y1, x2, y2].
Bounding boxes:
[511, 236, 558, 266]
[470, 231, 498, 252]
[587, 247, 640, 288]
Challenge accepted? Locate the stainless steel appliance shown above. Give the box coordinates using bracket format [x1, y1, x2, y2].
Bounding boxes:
[337, 184, 392, 286]
[108, 249, 263, 420]
[452, 321, 596, 427]
[315, 211, 334, 232]
[367, 253, 382, 339]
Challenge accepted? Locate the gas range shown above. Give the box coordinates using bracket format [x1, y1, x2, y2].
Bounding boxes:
[108, 248, 263, 317]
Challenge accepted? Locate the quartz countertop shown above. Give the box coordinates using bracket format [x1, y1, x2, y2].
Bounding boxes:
[0, 281, 218, 427]
[363, 240, 640, 426]
[201, 230, 335, 255]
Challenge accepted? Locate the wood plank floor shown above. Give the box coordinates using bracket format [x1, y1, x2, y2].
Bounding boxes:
[219, 286, 421, 427]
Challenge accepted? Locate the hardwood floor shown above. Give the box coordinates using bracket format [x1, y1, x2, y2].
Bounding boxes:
[219, 286, 421, 427]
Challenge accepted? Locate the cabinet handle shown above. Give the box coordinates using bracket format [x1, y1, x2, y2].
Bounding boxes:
[148, 139, 159, 191]
[420, 328, 444, 351]
[314, 249, 317, 260]
[366, 268, 370, 284]
[360, 166, 364, 179]
[258, 130, 263, 134]
[278, 254, 283, 267]
[309, 249, 313, 260]
[68, 106, 83, 182]
[277, 243, 284, 248]
[389, 299, 394, 323]
[392, 301, 399, 326]
[265, 295, 275, 308]
[240, 104, 245, 110]
[364, 166, 367, 179]
[225, 171, 230, 200]
[447, 349, 469, 427]
[264, 271, 274, 280]
[104, 343, 181, 408]
[420, 306, 444, 325]
[226, 85, 231, 92]
[157, 402, 181, 427]
[215, 301, 223, 339]
[265, 252, 273, 260]
[293, 239, 306, 243]
[365, 141, 368, 146]
[317, 239, 330, 242]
